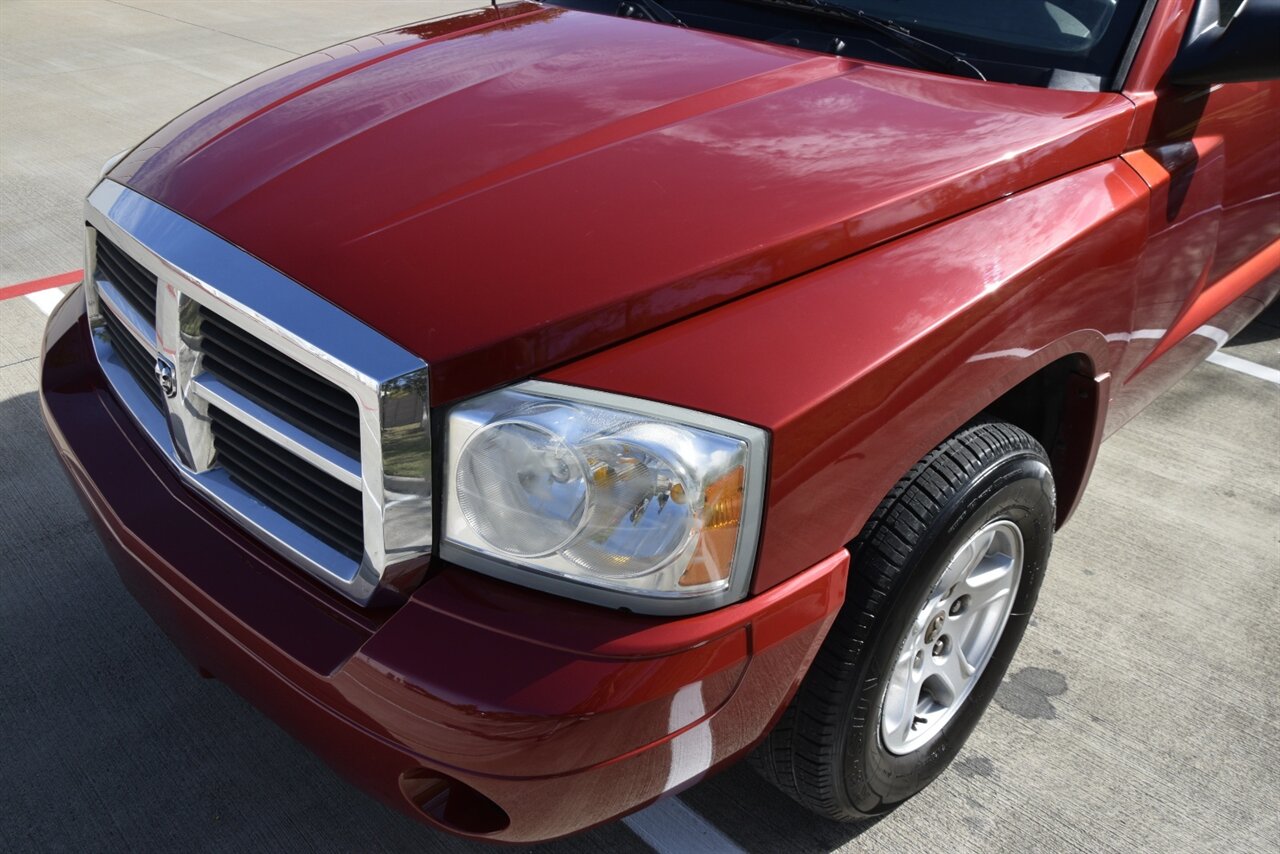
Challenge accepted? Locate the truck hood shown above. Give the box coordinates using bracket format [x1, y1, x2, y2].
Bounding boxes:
[114, 2, 1132, 403]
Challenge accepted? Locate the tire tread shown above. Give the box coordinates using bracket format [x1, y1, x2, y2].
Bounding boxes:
[751, 419, 1048, 819]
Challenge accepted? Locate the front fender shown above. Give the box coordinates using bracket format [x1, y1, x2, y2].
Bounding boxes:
[546, 159, 1152, 593]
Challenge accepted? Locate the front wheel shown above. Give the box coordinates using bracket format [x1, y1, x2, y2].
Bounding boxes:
[754, 420, 1055, 820]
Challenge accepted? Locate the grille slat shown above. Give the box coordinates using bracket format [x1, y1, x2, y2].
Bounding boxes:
[96, 245, 155, 310]
[210, 407, 364, 560]
[98, 254, 158, 326]
[201, 312, 360, 419]
[201, 332, 357, 428]
[199, 309, 361, 457]
[100, 307, 163, 409]
[211, 413, 363, 518]
[96, 237, 158, 326]
[217, 444, 364, 556]
[218, 451, 364, 560]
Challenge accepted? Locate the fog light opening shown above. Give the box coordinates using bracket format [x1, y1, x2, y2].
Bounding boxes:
[398, 768, 510, 836]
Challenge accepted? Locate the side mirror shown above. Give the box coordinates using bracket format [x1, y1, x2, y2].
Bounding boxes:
[1167, 0, 1280, 85]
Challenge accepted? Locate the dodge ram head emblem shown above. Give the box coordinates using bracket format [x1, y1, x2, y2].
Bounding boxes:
[154, 357, 177, 399]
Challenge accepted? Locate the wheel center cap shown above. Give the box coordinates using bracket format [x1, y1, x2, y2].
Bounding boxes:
[924, 612, 945, 645]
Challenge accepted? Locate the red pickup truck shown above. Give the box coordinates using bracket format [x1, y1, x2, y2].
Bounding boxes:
[40, 0, 1279, 843]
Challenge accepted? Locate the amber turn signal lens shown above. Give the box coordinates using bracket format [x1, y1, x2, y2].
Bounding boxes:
[679, 467, 745, 587]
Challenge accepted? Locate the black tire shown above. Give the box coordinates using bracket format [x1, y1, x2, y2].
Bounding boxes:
[753, 419, 1055, 820]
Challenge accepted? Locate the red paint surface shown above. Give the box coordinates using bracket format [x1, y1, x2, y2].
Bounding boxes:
[40, 0, 1280, 842]
[114, 2, 1134, 404]
[1103, 0, 1280, 426]
[0, 270, 82, 300]
[41, 292, 847, 840]
[552, 160, 1155, 592]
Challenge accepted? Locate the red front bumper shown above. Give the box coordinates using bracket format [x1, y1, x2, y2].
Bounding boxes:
[39, 287, 848, 843]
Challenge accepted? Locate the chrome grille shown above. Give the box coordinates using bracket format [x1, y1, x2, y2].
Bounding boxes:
[84, 180, 432, 605]
[209, 407, 364, 561]
[200, 308, 362, 456]
[99, 302, 164, 410]
[95, 234, 158, 326]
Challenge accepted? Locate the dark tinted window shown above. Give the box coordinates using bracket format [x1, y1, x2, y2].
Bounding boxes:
[553, 0, 1155, 90]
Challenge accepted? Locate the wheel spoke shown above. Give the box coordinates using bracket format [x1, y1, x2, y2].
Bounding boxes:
[961, 580, 1013, 620]
[927, 647, 971, 703]
[934, 527, 994, 596]
[956, 553, 1017, 612]
[882, 643, 927, 744]
[880, 518, 1025, 756]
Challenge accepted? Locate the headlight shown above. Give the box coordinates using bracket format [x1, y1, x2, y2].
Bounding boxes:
[441, 381, 768, 614]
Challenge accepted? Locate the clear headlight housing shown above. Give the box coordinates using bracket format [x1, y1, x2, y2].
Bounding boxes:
[441, 381, 768, 614]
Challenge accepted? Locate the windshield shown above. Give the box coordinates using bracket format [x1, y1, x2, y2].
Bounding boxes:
[549, 1, 1155, 90]
[854, 1, 1122, 54]
[830, 0, 1147, 87]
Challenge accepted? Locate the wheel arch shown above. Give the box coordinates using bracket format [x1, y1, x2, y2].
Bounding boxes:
[839, 332, 1112, 554]
[976, 349, 1109, 528]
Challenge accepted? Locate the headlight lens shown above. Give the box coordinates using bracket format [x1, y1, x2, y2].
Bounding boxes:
[455, 419, 589, 557]
[442, 381, 767, 614]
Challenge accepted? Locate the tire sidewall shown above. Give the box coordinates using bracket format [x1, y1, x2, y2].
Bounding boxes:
[842, 450, 1055, 814]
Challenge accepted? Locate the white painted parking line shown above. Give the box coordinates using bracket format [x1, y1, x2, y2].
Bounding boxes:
[25, 287, 68, 317]
[623, 797, 747, 854]
[1207, 350, 1280, 385]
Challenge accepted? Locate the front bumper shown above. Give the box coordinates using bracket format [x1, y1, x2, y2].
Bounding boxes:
[40, 287, 849, 843]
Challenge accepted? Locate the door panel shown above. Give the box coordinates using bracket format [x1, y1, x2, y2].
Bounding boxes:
[1201, 81, 1280, 280]
[1108, 75, 1280, 431]
[1115, 136, 1225, 384]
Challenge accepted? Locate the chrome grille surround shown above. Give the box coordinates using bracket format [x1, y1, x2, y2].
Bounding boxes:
[84, 180, 431, 605]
